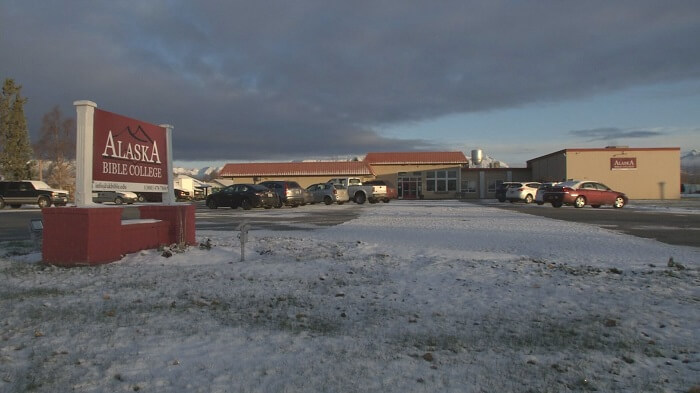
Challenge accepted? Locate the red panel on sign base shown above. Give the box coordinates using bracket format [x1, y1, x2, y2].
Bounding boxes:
[121, 220, 170, 254]
[42, 207, 123, 266]
[138, 204, 196, 246]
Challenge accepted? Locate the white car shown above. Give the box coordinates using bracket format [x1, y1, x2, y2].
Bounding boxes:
[535, 182, 560, 205]
[505, 182, 541, 204]
[93, 191, 139, 205]
[306, 183, 350, 205]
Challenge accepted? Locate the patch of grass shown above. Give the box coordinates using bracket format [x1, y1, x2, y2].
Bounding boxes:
[0, 240, 36, 257]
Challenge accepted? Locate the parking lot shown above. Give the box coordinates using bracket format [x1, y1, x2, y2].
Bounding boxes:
[1, 199, 699, 248]
[482, 198, 700, 248]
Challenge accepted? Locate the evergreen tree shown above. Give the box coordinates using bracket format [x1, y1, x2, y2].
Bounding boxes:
[0, 79, 34, 180]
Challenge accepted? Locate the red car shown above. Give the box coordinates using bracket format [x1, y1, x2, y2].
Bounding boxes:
[543, 180, 628, 208]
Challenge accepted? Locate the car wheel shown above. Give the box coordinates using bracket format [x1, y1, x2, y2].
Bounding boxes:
[613, 196, 625, 208]
[38, 196, 51, 208]
[137, 194, 146, 203]
[574, 196, 586, 208]
[552, 202, 562, 208]
[114, 197, 124, 205]
[0, 198, 5, 209]
[525, 194, 533, 204]
[324, 196, 333, 205]
[241, 199, 252, 210]
[382, 199, 390, 203]
[354, 192, 366, 204]
[207, 199, 218, 209]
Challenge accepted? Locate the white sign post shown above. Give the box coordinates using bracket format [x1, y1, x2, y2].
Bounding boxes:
[74, 100, 97, 207]
[160, 124, 175, 205]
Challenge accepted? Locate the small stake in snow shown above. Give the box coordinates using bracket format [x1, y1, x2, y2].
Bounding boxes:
[238, 221, 251, 262]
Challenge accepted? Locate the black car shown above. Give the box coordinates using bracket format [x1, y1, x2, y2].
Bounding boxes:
[205, 184, 277, 210]
[258, 180, 305, 207]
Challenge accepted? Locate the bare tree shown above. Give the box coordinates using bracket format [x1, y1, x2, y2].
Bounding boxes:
[33, 106, 76, 192]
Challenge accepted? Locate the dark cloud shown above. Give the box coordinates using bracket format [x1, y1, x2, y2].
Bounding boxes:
[570, 127, 664, 142]
[1, 1, 699, 161]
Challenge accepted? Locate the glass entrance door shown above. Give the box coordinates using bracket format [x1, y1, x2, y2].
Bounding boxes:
[398, 174, 421, 199]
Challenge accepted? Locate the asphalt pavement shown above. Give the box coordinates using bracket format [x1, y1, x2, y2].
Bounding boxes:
[478, 198, 700, 248]
[1, 199, 698, 248]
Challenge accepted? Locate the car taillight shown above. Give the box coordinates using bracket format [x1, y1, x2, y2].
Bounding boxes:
[562, 187, 574, 192]
[333, 189, 337, 195]
[518, 188, 524, 191]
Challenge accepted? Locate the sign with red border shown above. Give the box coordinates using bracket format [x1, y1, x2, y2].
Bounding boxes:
[93, 109, 169, 192]
[610, 157, 637, 170]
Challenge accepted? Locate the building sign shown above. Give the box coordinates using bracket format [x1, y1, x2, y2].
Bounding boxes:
[92, 109, 169, 192]
[610, 157, 637, 170]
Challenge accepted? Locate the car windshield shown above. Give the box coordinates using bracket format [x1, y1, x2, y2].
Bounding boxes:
[30, 181, 53, 189]
[557, 181, 581, 188]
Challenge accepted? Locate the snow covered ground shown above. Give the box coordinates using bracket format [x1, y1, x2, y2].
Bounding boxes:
[1, 201, 698, 392]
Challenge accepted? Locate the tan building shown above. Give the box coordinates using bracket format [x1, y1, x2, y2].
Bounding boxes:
[365, 152, 468, 199]
[528, 147, 681, 199]
[216, 147, 681, 200]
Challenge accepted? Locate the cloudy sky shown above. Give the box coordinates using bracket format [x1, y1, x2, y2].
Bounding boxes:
[2, 1, 699, 167]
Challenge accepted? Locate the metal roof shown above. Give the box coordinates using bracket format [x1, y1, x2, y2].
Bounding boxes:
[220, 161, 374, 177]
[363, 151, 469, 165]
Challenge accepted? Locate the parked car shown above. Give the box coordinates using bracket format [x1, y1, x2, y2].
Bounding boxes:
[301, 187, 315, 205]
[175, 188, 191, 201]
[505, 182, 541, 204]
[494, 182, 519, 202]
[0, 180, 69, 209]
[326, 177, 374, 204]
[535, 182, 560, 205]
[205, 184, 277, 210]
[543, 180, 628, 208]
[92, 191, 138, 205]
[363, 180, 398, 203]
[258, 180, 305, 207]
[306, 183, 350, 205]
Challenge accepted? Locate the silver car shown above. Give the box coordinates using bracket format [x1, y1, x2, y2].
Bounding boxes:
[306, 183, 350, 205]
[93, 191, 139, 205]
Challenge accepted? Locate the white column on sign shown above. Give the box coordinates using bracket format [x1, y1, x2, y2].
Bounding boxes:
[74, 100, 97, 207]
[160, 124, 175, 205]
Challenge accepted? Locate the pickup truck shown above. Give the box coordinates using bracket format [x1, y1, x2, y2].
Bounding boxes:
[326, 177, 375, 204]
[363, 180, 398, 203]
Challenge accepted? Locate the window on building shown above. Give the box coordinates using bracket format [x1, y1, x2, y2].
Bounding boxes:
[426, 170, 457, 192]
[488, 180, 503, 193]
[461, 180, 476, 193]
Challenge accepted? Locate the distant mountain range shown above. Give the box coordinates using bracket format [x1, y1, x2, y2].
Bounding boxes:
[681, 150, 699, 183]
[681, 149, 699, 169]
[173, 166, 221, 180]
